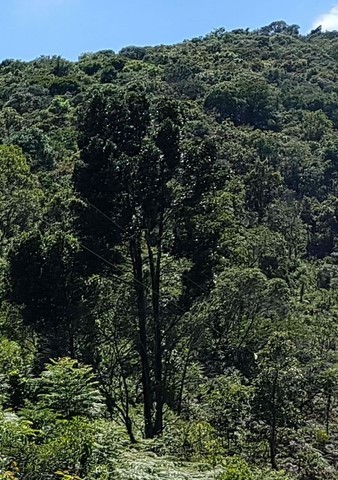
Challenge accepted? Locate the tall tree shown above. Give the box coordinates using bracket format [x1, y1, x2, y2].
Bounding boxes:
[73, 85, 208, 437]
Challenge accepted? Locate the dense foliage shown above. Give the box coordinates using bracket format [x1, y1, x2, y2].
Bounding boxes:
[0, 20, 338, 479]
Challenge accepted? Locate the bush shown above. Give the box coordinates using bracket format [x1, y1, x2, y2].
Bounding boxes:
[37, 358, 104, 419]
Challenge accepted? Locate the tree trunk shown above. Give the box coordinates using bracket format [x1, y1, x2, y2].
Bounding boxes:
[126, 416, 137, 444]
[146, 220, 164, 436]
[270, 371, 278, 470]
[130, 237, 154, 438]
[269, 426, 278, 470]
[326, 393, 332, 435]
[177, 338, 193, 416]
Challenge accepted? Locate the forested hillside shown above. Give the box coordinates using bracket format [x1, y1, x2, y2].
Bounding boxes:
[1, 21, 338, 479]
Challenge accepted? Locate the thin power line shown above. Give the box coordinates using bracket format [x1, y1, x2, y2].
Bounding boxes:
[28, 169, 208, 313]
[80, 241, 186, 315]
[77, 193, 210, 296]
[79, 238, 205, 334]
[41, 215, 187, 317]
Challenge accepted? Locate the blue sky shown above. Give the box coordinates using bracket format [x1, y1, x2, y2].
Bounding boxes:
[1, 0, 337, 61]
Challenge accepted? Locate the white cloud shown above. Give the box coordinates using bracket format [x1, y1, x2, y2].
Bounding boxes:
[312, 5, 338, 31]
